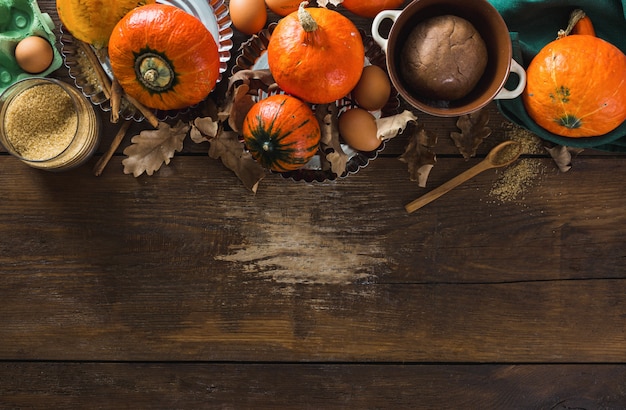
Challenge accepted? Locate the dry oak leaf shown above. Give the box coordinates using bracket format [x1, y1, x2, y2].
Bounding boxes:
[544, 144, 585, 172]
[376, 110, 418, 141]
[220, 69, 277, 133]
[316, 103, 348, 176]
[192, 116, 266, 193]
[399, 126, 438, 187]
[122, 121, 189, 177]
[450, 109, 492, 159]
[190, 116, 218, 144]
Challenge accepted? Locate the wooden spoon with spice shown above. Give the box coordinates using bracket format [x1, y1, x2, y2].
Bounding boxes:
[405, 140, 522, 213]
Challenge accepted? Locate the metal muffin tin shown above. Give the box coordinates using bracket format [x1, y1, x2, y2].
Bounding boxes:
[233, 25, 400, 182]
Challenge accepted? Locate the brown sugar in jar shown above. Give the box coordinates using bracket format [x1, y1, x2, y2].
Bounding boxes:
[0, 78, 100, 170]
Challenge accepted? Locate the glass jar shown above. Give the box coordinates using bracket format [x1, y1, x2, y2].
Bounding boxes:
[0, 77, 100, 171]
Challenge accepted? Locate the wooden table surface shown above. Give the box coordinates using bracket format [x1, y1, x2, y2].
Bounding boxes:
[2, 1, 626, 408]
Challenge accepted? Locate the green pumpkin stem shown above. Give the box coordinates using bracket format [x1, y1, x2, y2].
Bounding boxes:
[298, 1, 318, 33]
[136, 53, 174, 92]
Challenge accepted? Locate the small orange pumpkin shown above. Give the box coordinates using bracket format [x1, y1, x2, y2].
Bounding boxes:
[265, 0, 302, 17]
[243, 94, 321, 172]
[267, 3, 365, 104]
[522, 11, 626, 137]
[341, 0, 404, 18]
[108, 4, 220, 111]
[56, 0, 155, 49]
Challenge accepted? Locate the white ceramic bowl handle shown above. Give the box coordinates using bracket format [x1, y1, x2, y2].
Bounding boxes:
[372, 10, 403, 53]
[495, 59, 527, 100]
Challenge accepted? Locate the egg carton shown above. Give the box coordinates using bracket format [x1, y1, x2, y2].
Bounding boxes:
[0, 0, 62, 93]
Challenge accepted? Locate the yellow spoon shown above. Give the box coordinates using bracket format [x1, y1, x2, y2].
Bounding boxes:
[405, 140, 522, 213]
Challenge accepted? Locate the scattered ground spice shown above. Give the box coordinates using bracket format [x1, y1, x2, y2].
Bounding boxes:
[488, 123, 546, 203]
[507, 123, 544, 155]
[4, 83, 77, 160]
[491, 141, 521, 166]
[490, 158, 544, 202]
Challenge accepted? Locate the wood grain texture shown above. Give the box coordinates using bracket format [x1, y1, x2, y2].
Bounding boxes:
[1, 157, 624, 363]
[1, 363, 625, 409]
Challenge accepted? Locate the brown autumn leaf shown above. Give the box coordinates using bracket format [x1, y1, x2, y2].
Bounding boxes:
[190, 116, 218, 144]
[220, 69, 277, 133]
[316, 103, 348, 176]
[376, 110, 418, 141]
[450, 109, 492, 159]
[122, 121, 189, 177]
[209, 131, 266, 193]
[544, 143, 585, 172]
[399, 125, 438, 187]
[192, 116, 266, 193]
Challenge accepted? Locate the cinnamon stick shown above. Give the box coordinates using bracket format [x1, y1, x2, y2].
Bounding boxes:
[93, 119, 132, 176]
[110, 78, 124, 124]
[124, 94, 160, 128]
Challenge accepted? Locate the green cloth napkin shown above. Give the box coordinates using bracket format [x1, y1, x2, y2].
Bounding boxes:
[487, 0, 626, 151]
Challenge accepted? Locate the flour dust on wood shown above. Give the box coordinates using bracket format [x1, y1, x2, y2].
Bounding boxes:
[215, 210, 386, 285]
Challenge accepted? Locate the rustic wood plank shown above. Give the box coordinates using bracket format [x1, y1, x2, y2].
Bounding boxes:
[2, 156, 624, 283]
[2, 5, 623, 407]
[1, 156, 624, 362]
[1, 277, 625, 362]
[1, 363, 625, 409]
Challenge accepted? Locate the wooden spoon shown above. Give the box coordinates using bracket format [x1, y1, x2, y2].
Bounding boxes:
[405, 140, 522, 213]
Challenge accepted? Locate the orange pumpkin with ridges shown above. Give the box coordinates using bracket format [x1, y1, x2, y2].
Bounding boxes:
[267, 3, 364, 104]
[243, 94, 321, 172]
[57, 0, 155, 48]
[108, 4, 220, 111]
[341, 0, 404, 18]
[522, 14, 626, 137]
[265, 0, 301, 17]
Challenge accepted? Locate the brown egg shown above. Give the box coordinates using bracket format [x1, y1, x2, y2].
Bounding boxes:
[351, 65, 392, 111]
[14, 36, 54, 74]
[338, 108, 381, 152]
[230, 0, 267, 35]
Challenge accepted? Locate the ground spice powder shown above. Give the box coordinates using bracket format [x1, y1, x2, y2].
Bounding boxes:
[4, 83, 77, 160]
[488, 124, 546, 203]
[491, 141, 521, 166]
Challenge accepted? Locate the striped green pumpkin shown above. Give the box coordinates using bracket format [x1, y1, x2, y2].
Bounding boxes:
[243, 95, 321, 172]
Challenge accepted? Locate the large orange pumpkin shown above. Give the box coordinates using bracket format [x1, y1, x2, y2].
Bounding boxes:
[108, 4, 220, 111]
[341, 0, 404, 18]
[57, 0, 156, 49]
[522, 21, 626, 137]
[243, 94, 321, 172]
[267, 3, 365, 104]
